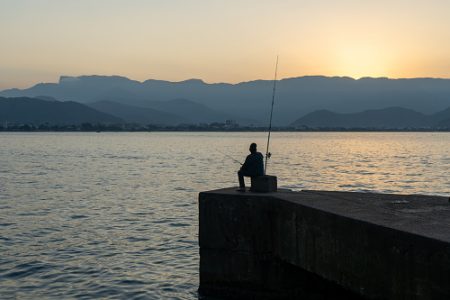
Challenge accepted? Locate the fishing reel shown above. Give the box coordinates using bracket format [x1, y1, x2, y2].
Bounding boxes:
[266, 152, 272, 159]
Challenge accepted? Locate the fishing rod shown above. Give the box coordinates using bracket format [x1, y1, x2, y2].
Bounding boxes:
[217, 149, 242, 165]
[265, 55, 279, 174]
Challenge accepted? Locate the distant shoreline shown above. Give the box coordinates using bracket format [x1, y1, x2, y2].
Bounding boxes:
[1, 128, 450, 133]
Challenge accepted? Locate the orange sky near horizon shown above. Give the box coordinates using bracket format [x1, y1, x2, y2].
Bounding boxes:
[1, 0, 450, 90]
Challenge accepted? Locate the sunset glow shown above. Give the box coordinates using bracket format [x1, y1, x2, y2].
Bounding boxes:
[1, 0, 450, 89]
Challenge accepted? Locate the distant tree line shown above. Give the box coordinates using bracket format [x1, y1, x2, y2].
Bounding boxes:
[1, 122, 449, 132]
[0, 121, 267, 132]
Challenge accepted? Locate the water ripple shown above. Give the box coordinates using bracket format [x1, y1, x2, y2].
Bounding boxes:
[0, 132, 449, 299]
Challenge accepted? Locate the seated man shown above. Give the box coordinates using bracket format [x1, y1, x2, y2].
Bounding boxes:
[237, 143, 264, 191]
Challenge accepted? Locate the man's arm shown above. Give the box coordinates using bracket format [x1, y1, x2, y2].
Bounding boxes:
[240, 155, 250, 171]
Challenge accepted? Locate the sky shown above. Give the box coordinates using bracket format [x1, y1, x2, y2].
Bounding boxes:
[1, 0, 450, 90]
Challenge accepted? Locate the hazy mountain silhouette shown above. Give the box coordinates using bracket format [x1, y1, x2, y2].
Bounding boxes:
[88, 100, 187, 125]
[35, 95, 59, 101]
[435, 108, 450, 128]
[89, 98, 232, 124]
[2, 75, 450, 125]
[439, 118, 450, 127]
[291, 106, 450, 129]
[0, 97, 122, 124]
[431, 107, 450, 123]
[141, 98, 232, 124]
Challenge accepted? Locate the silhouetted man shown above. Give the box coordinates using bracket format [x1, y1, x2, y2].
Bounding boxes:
[238, 143, 264, 191]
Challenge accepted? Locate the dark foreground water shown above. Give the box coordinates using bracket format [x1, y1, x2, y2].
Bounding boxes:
[1, 132, 449, 299]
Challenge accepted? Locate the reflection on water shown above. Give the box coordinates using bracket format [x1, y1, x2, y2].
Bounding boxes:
[0, 132, 449, 299]
[272, 132, 449, 195]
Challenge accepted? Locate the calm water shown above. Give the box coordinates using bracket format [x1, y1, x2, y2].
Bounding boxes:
[1, 132, 449, 299]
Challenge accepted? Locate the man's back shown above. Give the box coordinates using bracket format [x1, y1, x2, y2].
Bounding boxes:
[241, 152, 264, 177]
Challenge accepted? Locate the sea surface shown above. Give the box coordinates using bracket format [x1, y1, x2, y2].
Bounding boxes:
[1, 132, 449, 299]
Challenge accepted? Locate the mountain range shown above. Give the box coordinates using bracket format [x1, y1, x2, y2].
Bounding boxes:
[1, 96, 450, 130]
[2, 75, 450, 125]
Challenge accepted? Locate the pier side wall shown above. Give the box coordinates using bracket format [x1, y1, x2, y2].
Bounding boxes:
[198, 189, 450, 299]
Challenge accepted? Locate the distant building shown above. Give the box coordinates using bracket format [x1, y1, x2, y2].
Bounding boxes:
[225, 119, 238, 129]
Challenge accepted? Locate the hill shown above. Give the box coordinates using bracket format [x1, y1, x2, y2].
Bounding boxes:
[290, 107, 450, 129]
[0, 97, 122, 125]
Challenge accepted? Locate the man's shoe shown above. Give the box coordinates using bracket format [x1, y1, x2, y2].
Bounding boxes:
[237, 188, 246, 192]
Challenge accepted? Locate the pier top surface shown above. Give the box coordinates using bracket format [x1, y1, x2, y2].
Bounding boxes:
[201, 188, 450, 243]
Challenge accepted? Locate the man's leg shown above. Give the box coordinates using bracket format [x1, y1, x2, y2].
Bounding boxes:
[237, 171, 245, 190]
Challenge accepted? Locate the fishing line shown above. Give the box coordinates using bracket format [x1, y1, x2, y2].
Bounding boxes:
[216, 148, 242, 165]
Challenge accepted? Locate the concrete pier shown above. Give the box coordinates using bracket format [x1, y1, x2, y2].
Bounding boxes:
[198, 188, 450, 299]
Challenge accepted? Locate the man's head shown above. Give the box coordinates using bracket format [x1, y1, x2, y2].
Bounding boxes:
[249, 143, 257, 153]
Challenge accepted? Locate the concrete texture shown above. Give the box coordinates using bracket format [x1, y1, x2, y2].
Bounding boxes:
[198, 188, 450, 299]
[250, 175, 277, 193]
